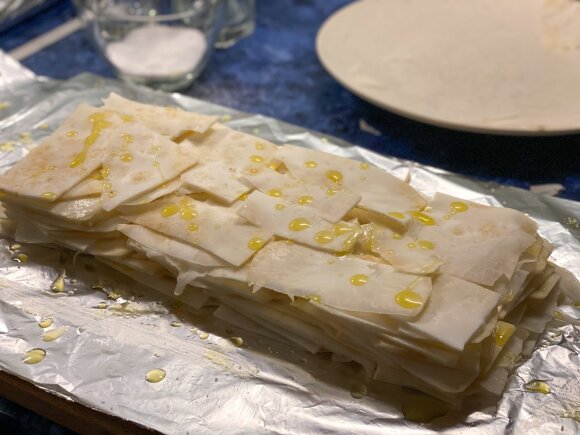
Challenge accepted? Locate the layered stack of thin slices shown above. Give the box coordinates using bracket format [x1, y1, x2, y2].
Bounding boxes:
[0, 95, 574, 404]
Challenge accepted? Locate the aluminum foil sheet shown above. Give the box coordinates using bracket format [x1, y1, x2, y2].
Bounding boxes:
[0, 51, 578, 434]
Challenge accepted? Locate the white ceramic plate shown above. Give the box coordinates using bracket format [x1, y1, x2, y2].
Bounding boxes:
[317, 0, 580, 135]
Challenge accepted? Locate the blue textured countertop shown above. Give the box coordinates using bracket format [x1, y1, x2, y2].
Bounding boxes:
[0, 0, 579, 432]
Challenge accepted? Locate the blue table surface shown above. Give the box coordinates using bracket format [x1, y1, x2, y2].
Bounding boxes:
[0, 0, 579, 432]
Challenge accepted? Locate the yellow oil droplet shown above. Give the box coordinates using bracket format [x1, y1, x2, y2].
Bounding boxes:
[289, 218, 312, 232]
[108, 191, 117, 198]
[553, 311, 564, 320]
[13, 253, 29, 263]
[153, 161, 160, 168]
[255, 142, 264, 150]
[66, 130, 78, 137]
[120, 132, 134, 144]
[326, 188, 337, 196]
[248, 237, 266, 251]
[197, 330, 209, 339]
[170, 321, 182, 327]
[304, 160, 318, 168]
[108, 290, 122, 300]
[525, 380, 550, 394]
[450, 201, 469, 213]
[417, 240, 435, 250]
[266, 161, 279, 170]
[274, 203, 285, 211]
[22, 348, 46, 365]
[407, 243, 416, 249]
[333, 223, 353, 236]
[50, 276, 65, 293]
[267, 189, 282, 197]
[494, 321, 516, 347]
[315, 230, 335, 245]
[298, 195, 313, 205]
[388, 212, 405, 220]
[350, 274, 369, 286]
[392, 232, 402, 240]
[305, 295, 321, 303]
[42, 326, 67, 342]
[180, 209, 196, 220]
[38, 318, 53, 328]
[120, 114, 134, 123]
[326, 170, 343, 184]
[409, 211, 436, 226]
[248, 168, 259, 174]
[395, 289, 424, 309]
[360, 162, 369, 170]
[249, 155, 264, 163]
[188, 223, 199, 232]
[120, 153, 133, 162]
[230, 337, 243, 347]
[41, 192, 57, 201]
[161, 204, 179, 217]
[70, 113, 111, 167]
[99, 166, 111, 178]
[350, 383, 367, 399]
[145, 368, 166, 383]
[179, 202, 197, 220]
[238, 192, 249, 201]
[9, 243, 21, 251]
[96, 302, 107, 309]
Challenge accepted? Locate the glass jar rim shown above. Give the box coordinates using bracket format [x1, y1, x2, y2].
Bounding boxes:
[87, 1, 221, 23]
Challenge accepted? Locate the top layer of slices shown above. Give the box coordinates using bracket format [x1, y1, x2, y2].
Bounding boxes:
[0, 95, 548, 320]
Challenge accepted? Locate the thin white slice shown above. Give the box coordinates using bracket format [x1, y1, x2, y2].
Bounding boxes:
[214, 305, 300, 347]
[180, 124, 278, 203]
[126, 238, 210, 294]
[4, 197, 105, 222]
[60, 175, 102, 200]
[409, 193, 537, 286]
[185, 123, 278, 165]
[249, 241, 431, 317]
[121, 196, 273, 266]
[401, 275, 501, 351]
[100, 122, 198, 211]
[181, 160, 250, 204]
[102, 93, 217, 136]
[0, 105, 121, 200]
[241, 168, 361, 222]
[101, 257, 209, 309]
[364, 223, 442, 274]
[237, 190, 361, 253]
[123, 177, 182, 206]
[118, 224, 227, 267]
[275, 144, 426, 225]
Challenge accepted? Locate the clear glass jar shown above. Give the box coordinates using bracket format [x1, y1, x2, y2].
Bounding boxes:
[215, 0, 254, 49]
[80, 0, 224, 91]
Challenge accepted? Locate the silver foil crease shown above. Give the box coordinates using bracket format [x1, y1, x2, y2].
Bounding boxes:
[0, 50, 578, 434]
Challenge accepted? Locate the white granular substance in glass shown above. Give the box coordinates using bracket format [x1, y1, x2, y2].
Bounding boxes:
[106, 25, 207, 78]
